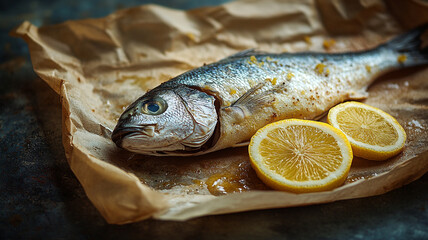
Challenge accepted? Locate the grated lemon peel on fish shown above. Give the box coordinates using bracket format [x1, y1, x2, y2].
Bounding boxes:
[112, 25, 428, 156]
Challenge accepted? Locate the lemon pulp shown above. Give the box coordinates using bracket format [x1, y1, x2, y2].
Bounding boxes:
[249, 119, 353, 193]
[328, 101, 406, 161]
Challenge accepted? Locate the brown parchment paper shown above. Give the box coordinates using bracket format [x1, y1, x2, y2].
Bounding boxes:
[13, 0, 428, 224]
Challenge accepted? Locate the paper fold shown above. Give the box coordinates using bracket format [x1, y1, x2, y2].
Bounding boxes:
[13, 0, 428, 224]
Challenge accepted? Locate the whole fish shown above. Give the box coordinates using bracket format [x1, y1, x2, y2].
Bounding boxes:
[112, 25, 428, 156]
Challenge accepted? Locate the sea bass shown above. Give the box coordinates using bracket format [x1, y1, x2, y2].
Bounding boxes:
[112, 25, 428, 156]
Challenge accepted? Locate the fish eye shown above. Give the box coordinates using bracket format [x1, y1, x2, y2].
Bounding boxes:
[141, 97, 167, 115]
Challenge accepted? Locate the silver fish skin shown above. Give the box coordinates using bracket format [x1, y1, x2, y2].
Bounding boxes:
[112, 25, 428, 156]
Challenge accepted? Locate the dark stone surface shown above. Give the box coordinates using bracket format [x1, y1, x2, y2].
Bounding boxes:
[0, 1, 427, 239]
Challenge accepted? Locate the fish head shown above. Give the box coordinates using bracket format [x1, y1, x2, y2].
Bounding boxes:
[112, 86, 218, 155]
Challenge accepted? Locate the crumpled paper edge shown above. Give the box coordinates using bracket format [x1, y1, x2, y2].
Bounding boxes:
[12, 0, 428, 224]
[13, 22, 170, 224]
[61, 81, 170, 224]
[157, 149, 428, 220]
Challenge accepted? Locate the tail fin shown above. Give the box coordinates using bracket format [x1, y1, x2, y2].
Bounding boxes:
[383, 24, 428, 66]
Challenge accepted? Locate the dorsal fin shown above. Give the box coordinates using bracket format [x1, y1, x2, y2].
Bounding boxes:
[217, 49, 266, 63]
[228, 49, 258, 58]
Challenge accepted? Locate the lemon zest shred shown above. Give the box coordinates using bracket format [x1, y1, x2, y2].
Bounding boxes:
[250, 55, 257, 63]
[186, 32, 197, 41]
[315, 63, 326, 74]
[271, 77, 277, 85]
[325, 68, 330, 77]
[266, 77, 277, 85]
[397, 54, 407, 64]
[304, 36, 312, 45]
[323, 39, 336, 50]
[365, 65, 372, 73]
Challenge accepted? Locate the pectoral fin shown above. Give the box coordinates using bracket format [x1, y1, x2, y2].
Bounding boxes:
[222, 82, 275, 123]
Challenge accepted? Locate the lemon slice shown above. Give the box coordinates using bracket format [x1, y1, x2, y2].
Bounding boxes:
[327, 101, 406, 161]
[248, 119, 353, 193]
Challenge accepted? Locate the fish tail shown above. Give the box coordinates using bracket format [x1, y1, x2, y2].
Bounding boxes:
[383, 23, 428, 66]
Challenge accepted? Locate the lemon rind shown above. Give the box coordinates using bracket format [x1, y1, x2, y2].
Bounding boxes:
[327, 101, 406, 161]
[249, 119, 353, 192]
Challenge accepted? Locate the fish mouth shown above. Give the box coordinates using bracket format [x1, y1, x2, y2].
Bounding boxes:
[112, 125, 156, 147]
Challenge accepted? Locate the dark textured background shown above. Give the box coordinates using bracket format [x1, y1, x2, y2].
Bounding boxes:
[1, 1, 427, 239]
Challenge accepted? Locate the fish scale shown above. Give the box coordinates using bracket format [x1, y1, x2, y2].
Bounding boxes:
[112, 25, 428, 156]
